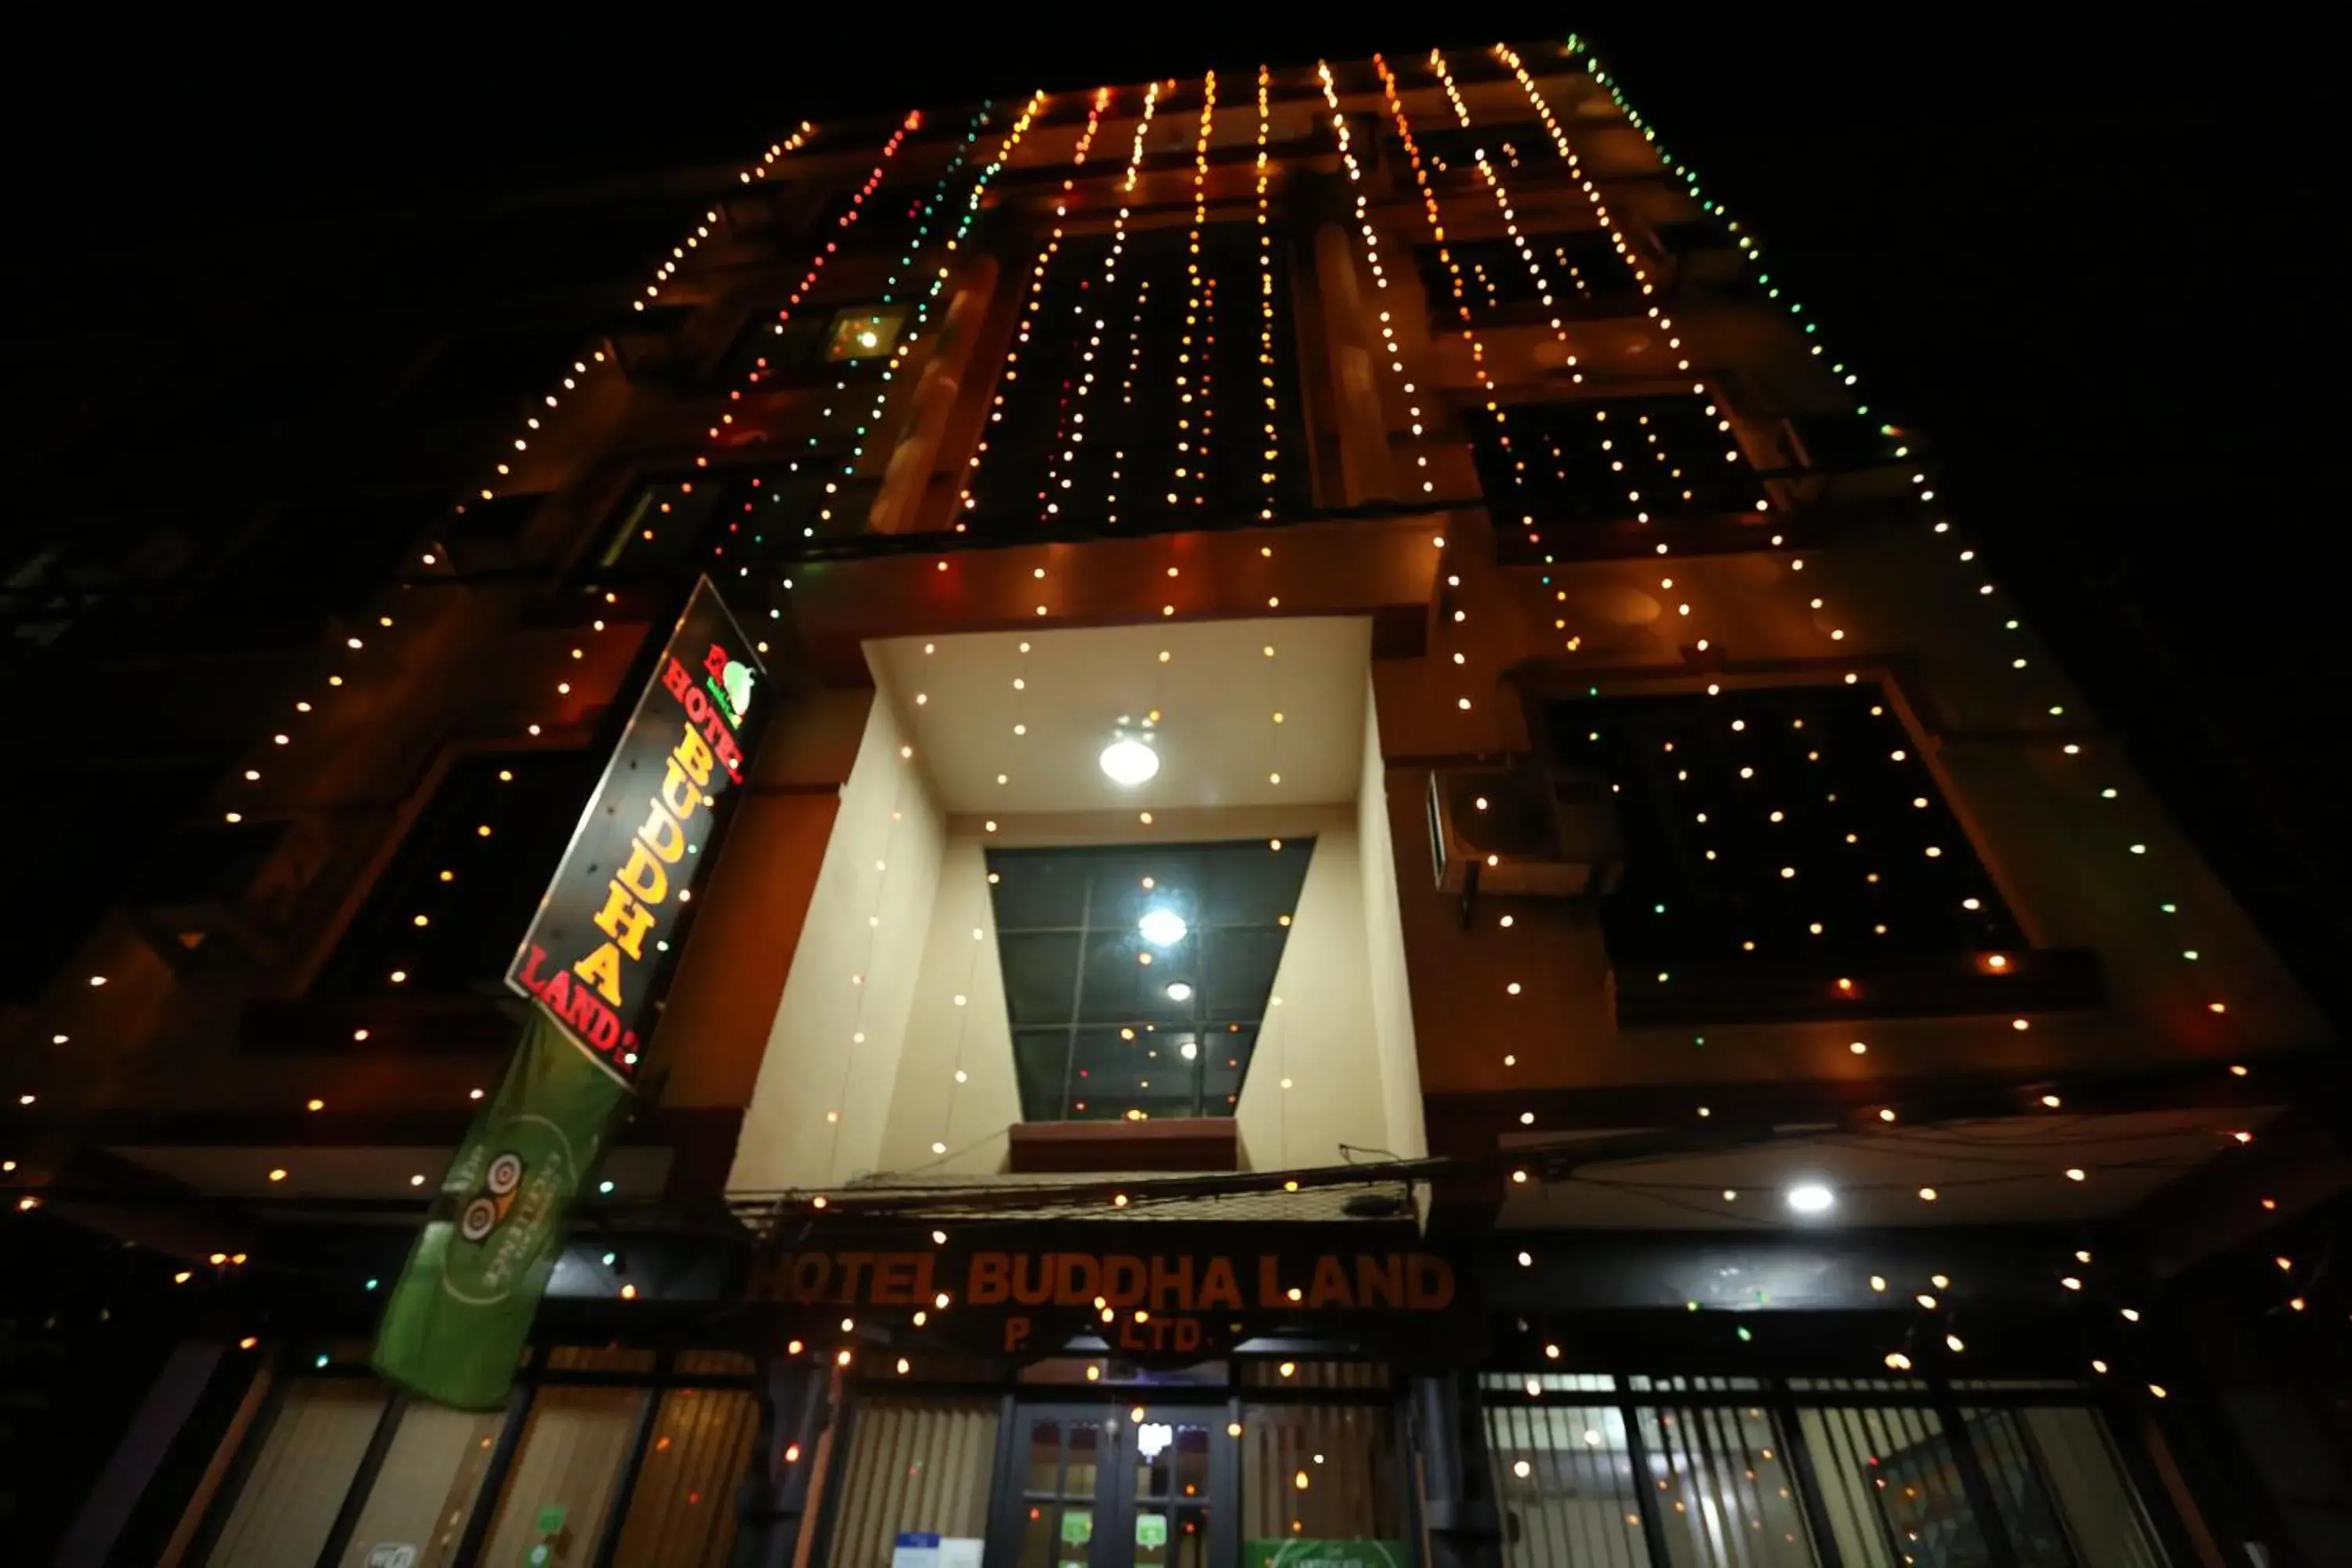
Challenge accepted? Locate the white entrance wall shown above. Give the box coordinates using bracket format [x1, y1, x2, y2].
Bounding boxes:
[728, 621, 1422, 1191]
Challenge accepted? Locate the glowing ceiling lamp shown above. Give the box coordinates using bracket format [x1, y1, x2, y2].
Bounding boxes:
[1138, 909, 1188, 947]
[1785, 1183, 1836, 1215]
[1100, 735, 1160, 786]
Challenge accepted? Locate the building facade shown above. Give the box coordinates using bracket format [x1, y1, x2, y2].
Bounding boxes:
[5, 38, 2347, 1568]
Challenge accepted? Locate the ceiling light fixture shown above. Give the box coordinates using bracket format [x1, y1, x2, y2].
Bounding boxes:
[1138, 909, 1188, 947]
[1785, 1183, 1835, 1215]
[1164, 982, 1194, 1002]
[1099, 733, 1160, 786]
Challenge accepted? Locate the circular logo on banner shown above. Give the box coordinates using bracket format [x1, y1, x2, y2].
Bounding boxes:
[437, 1112, 581, 1308]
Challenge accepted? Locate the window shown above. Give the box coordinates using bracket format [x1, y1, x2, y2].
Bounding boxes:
[826, 1396, 1000, 1568]
[332, 1401, 504, 1566]
[597, 476, 726, 569]
[987, 840, 1312, 1123]
[394, 326, 591, 418]
[191, 1348, 757, 1568]
[1541, 684, 2022, 967]
[959, 223, 1312, 539]
[1483, 1375, 2176, 1568]
[1238, 1402, 1405, 1544]
[1469, 396, 1765, 536]
[316, 749, 598, 997]
[826, 305, 910, 362]
[202, 1380, 387, 1567]
[1403, 122, 1555, 177]
[1414, 230, 1637, 321]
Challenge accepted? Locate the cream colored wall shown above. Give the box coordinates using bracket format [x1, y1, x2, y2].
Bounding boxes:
[728, 675, 946, 1193]
[1356, 681, 1427, 1160]
[874, 826, 1021, 1176]
[869, 801, 1409, 1177]
[1230, 807, 1384, 1171]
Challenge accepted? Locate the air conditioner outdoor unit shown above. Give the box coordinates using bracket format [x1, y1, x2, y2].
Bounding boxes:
[1426, 761, 1624, 900]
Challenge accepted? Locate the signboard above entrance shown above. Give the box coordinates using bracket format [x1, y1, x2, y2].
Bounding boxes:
[757, 1224, 1479, 1366]
[506, 576, 768, 1085]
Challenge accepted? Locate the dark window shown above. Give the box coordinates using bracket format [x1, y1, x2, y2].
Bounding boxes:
[1541, 684, 2023, 965]
[1413, 230, 1635, 322]
[315, 750, 597, 997]
[1470, 394, 1764, 529]
[959, 223, 1313, 540]
[594, 477, 726, 571]
[823, 304, 910, 362]
[1400, 122, 1555, 176]
[392, 327, 592, 419]
[709, 303, 910, 394]
[987, 840, 1312, 1123]
[598, 463, 855, 572]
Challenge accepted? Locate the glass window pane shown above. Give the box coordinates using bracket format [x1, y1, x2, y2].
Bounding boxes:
[1014, 1030, 1074, 1120]
[993, 856, 1088, 931]
[824, 1397, 1001, 1568]
[1001, 933, 1082, 1024]
[1240, 1403, 1404, 1544]
[1798, 1403, 1992, 1568]
[206, 1379, 386, 1568]
[1972, 1407, 2169, 1567]
[607, 1387, 759, 1567]
[1636, 1403, 1816, 1565]
[1485, 1400, 1647, 1568]
[334, 1400, 503, 1568]
[988, 841, 1310, 1123]
[476, 1385, 644, 1566]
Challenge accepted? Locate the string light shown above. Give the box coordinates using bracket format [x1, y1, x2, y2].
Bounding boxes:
[1173, 73, 1218, 516]
[1040, 83, 1160, 523]
[1316, 61, 1428, 493]
[1253, 65, 1280, 524]
[804, 97, 1039, 548]
[962, 87, 1111, 523]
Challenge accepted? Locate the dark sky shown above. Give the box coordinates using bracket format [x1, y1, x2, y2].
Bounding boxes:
[13, 13, 2344, 1012]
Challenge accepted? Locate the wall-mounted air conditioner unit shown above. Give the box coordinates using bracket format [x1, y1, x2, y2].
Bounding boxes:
[1426, 761, 1624, 900]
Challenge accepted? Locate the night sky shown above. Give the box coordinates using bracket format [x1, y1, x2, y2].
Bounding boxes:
[9, 13, 2341, 1016]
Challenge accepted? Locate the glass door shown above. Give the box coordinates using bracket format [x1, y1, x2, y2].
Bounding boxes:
[1012, 1409, 1112, 1568]
[1001, 1404, 1234, 1568]
[1128, 1415, 1218, 1568]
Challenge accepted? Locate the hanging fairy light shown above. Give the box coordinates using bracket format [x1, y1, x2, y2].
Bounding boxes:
[1317, 62, 1432, 498]
[474, 122, 815, 510]
[1564, 35, 2243, 1043]
[1252, 64, 1280, 525]
[1428, 49, 1577, 384]
[1040, 82, 1160, 522]
[1172, 71, 1218, 514]
[962, 87, 1112, 524]
[806, 99, 1036, 543]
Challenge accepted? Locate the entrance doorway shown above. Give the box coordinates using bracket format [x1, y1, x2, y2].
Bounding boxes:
[996, 1402, 1236, 1568]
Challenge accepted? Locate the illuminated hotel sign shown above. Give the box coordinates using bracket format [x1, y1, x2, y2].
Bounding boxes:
[506, 576, 766, 1085]
[764, 1236, 1471, 1360]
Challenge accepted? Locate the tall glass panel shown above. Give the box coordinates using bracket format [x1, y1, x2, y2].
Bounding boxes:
[1634, 1403, 1817, 1566]
[608, 1387, 761, 1566]
[1969, 1406, 2170, 1566]
[334, 1401, 503, 1567]
[206, 1379, 386, 1568]
[476, 1385, 645, 1566]
[1483, 1399, 1650, 1568]
[828, 1396, 1002, 1568]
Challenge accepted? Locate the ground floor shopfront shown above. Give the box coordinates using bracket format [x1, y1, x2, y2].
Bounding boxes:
[67, 1222, 2264, 1568]
[131, 1342, 2201, 1568]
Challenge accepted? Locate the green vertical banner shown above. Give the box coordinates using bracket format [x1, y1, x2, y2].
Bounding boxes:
[372, 1002, 628, 1408]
